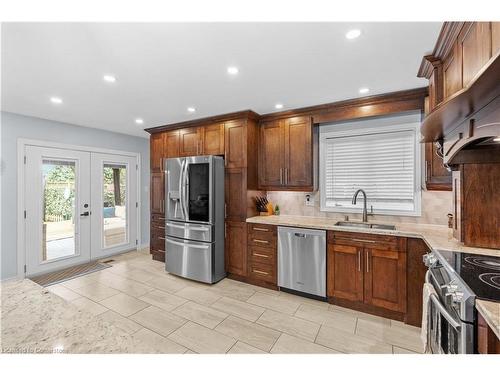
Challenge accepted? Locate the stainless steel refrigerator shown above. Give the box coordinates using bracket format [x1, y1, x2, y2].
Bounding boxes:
[164, 155, 225, 283]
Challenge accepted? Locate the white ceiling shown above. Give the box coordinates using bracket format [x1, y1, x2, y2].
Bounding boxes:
[1, 22, 442, 138]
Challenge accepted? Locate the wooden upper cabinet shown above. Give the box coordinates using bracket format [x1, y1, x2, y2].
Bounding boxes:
[327, 243, 364, 302]
[165, 130, 180, 158]
[259, 120, 285, 187]
[460, 22, 492, 87]
[364, 248, 407, 313]
[224, 120, 247, 168]
[492, 22, 500, 56]
[202, 123, 225, 155]
[443, 40, 462, 99]
[284, 117, 313, 187]
[259, 116, 313, 190]
[425, 142, 452, 191]
[179, 127, 202, 156]
[150, 133, 165, 172]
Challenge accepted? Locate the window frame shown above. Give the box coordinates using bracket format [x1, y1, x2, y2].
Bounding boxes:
[319, 113, 422, 217]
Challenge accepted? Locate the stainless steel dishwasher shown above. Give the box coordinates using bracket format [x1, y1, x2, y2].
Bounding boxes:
[277, 226, 326, 298]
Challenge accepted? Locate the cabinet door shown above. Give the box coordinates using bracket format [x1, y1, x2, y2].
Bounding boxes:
[284, 116, 313, 188]
[225, 168, 246, 221]
[225, 221, 247, 276]
[364, 248, 407, 313]
[165, 130, 180, 158]
[259, 120, 284, 188]
[327, 244, 363, 302]
[425, 142, 452, 190]
[150, 171, 165, 214]
[460, 22, 492, 87]
[492, 22, 500, 56]
[179, 127, 201, 156]
[224, 120, 246, 168]
[202, 123, 225, 155]
[150, 133, 165, 172]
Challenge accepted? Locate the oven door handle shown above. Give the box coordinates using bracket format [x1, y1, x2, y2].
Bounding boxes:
[425, 271, 462, 329]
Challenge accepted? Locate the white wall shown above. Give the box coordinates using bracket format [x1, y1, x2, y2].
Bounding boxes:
[1, 112, 150, 280]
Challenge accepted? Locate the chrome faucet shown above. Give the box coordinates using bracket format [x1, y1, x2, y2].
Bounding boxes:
[352, 189, 369, 223]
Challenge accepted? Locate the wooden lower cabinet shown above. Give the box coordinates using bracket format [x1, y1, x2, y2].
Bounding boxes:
[327, 244, 363, 302]
[327, 231, 407, 318]
[225, 221, 247, 276]
[364, 248, 406, 313]
[150, 214, 165, 262]
[405, 238, 429, 327]
[477, 310, 500, 354]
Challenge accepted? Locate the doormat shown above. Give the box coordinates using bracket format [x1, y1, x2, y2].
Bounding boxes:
[29, 262, 112, 287]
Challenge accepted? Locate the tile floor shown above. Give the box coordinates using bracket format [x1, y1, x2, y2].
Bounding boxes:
[45, 250, 423, 354]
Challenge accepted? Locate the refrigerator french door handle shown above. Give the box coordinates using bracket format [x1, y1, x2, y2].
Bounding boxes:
[183, 160, 189, 221]
[178, 159, 187, 220]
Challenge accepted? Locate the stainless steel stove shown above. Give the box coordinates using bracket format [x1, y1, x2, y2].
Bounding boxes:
[423, 249, 500, 354]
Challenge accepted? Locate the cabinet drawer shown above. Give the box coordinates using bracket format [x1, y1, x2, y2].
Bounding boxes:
[248, 261, 275, 283]
[248, 223, 276, 235]
[248, 236, 276, 248]
[248, 223, 276, 246]
[151, 214, 165, 222]
[248, 245, 276, 265]
[328, 231, 401, 251]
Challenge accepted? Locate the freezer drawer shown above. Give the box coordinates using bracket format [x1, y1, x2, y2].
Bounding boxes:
[165, 236, 214, 283]
[165, 221, 213, 242]
[277, 226, 326, 298]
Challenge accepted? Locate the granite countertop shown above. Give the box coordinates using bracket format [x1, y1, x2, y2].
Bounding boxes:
[247, 215, 500, 257]
[247, 214, 500, 337]
[0, 279, 154, 353]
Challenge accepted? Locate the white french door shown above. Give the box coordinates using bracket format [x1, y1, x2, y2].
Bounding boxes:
[24, 145, 138, 276]
[90, 153, 137, 259]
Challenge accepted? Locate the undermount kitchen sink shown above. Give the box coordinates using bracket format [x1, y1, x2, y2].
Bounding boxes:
[334, 221, 396, 231]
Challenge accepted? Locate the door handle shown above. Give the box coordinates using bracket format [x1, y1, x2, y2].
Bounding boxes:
[366, 251, 370, 273]
[358, 250, 361, 272]
[80, 211, 90, 216]
[280, 168, 283, 184]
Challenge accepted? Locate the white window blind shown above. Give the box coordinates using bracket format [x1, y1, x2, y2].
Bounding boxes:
[320, 117, 421, 215]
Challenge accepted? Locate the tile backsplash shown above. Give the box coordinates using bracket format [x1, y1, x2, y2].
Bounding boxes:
[266, 190, 453, 226]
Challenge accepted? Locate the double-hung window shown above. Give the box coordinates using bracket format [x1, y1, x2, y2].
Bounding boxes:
[319, 113, 422, 216]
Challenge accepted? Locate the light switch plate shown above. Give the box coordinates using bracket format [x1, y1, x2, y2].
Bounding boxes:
[305, 194, 314, 206]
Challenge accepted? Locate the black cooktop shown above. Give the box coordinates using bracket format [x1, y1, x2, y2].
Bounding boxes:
[437, 250, 500, 302]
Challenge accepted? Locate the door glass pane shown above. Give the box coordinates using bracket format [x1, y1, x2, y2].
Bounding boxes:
[42, 159, 76, 261]
[103, 163, 127, 247]
[187, 163, 209, 222]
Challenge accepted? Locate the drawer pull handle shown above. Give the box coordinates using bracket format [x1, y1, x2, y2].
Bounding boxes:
[253, 270, 269, 275]
[253, 227, 270, 232]
[253, 239, 269, 244]
[157, 226, 165, 229]
[158, 236, 166, 240]
[254, 253, 269, 258]
[351, 238, 376, 244]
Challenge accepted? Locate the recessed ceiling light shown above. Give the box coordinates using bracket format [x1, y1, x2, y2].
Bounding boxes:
[50, 97, 63, 104]
[187, 107, 196, 113]
[227, 66, 239, 75]
[275, 103, 284, 109]
[493, 137, 500, 142]
[359, 87, 370, 94]
[346, 29, 362, 40]
[135, 118, 144, 125]
[103, 75, 116, 83]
